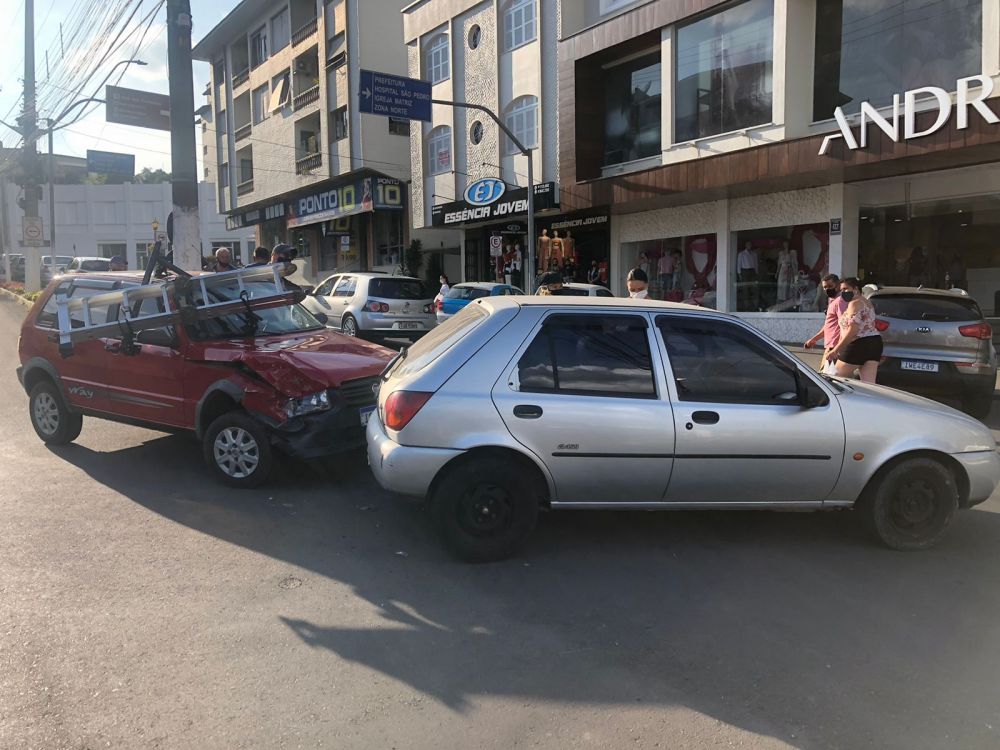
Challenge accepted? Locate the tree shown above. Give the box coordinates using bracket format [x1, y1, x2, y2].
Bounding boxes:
[134, 167, 171, 184]
[403, 239, 423, 279]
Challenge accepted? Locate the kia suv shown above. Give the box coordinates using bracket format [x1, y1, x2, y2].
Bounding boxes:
[17, 271, 393, 487]
[868, 287, 996, 419]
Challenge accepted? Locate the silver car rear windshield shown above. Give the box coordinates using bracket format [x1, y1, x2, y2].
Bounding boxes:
[394, 304, 488, 377]
[368, 278, 428, 300]
[872, 294, 982, 322]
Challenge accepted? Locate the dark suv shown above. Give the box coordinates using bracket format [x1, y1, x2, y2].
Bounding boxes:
[869, 287, 997, 418]
[17, 271, 393, 487]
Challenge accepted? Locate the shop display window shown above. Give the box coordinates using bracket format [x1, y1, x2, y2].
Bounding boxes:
[603, 53, 661, 166]
[731, 223, 829, 313]
[813, 0, 981, 121]
[621, 235, 718, 308]
[675, 0, 774, 143]
[858, 197, 1000, 314]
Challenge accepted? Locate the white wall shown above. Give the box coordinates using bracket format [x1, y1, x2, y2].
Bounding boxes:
[13, 182, 254, 267]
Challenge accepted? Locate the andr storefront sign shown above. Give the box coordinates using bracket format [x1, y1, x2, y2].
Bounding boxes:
[818, 74, 1000, 155]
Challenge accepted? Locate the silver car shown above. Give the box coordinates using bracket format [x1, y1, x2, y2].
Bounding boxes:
[866, 286, 997, 419]
[303, 272, 436, 341]
[368, 297, 1000, 561]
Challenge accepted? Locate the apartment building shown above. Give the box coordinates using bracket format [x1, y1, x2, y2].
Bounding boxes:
[404, 0, 586, 285]
[559, 0, 1000, 339]
[194, 0, 414, 282]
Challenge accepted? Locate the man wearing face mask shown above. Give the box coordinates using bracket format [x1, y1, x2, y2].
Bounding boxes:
[804, 274, 847, 374]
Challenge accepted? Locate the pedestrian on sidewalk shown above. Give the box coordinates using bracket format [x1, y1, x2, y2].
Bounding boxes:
[213, 247, 237, 272]
[828, 277, 883, 383]
[626, 267, 649, 299]
[804, 273, 847, 374]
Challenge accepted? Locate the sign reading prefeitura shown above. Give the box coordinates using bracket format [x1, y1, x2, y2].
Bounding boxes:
[286, 177, 405, 228]
[431, 182, 559, 227]
[818, 74, 1000, 155]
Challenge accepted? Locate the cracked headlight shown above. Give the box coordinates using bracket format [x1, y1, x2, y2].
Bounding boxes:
[285, 390, 331, 418]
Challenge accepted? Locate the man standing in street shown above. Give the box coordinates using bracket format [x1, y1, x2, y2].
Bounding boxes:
[213, 247, 237, 272]
[246, 247, 270, 267]
[804, 273, 848, 373]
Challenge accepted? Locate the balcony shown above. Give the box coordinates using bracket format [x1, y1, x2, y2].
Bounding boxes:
[234, 123, 252, 143]
[295, 152, 322, 174]
[232, 67, 250, 89]
[237, 179, 254, 196]
[293, 85, 320, 111]
[292, 17, 318, 47]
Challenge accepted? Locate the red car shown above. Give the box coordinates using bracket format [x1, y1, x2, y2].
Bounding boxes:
[16, 271, 393, 487]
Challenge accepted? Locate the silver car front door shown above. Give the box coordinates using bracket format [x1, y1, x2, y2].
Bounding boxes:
[492, 311, 675, 504]
[656, 315, 845, 505]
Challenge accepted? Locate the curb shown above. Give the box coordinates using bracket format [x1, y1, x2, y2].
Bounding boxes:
[0, 287, 34, 308]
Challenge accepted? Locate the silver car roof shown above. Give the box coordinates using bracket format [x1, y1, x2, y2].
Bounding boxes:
[868, 286, 972, 299]
[480, 295, 719, 316]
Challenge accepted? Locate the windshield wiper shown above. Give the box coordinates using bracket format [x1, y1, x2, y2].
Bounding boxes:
[238, 290, 262, 335]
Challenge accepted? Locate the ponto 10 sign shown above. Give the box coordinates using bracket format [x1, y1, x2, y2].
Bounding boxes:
[465, 178, 506, 207]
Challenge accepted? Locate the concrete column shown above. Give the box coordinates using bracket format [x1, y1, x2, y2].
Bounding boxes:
[609, 215, 622, 296]
[714, 199, 732, 312]
[660, 27, 674, 158]
[779, 0, 817, 138]
[459, 227, 467, 282]
[984, 0, 1000, 77]
[828, 183, 859, 278]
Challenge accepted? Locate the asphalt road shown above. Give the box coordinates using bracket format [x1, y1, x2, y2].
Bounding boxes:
[3, 294, 1000, 750]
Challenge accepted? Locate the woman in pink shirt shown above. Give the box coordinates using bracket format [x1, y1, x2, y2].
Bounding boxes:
[804, 274, 847, 372]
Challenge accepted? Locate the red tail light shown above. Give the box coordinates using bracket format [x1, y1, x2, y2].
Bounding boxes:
[959, 322, 992, 340]
[435, 298, 443, 311]
[384, 391, 432, 431]
[366, 301, 390, 313]
[874, 319, 890, 332]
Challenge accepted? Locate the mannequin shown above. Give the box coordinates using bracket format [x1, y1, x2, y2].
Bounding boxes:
[550, 230, 565, 265]
[776, 240, 797, 303]
[536, 229, 551, 275]
[511, 243, 523, 289]
[737, 241, 759, 309]
[562, 230, 576, 265]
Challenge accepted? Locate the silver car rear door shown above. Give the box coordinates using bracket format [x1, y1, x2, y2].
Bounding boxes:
[656, 314, 846, 505]
[491, 309, 674, 504]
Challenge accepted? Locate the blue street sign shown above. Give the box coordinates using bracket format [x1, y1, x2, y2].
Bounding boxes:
[359, 69, 432, 123]
[86, 150, 135, 177]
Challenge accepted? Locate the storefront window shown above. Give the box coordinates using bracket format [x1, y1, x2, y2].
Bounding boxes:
[813, 0, 981, 121]
[732, 224, 829, 313]
[675, 0, 773, 143]
[621, 235, 718, 308]
[375, 212, 405, 269]
[858, 198, 1000, 313]
[318, 216, 361, 273]
[603, 53, 661, 166]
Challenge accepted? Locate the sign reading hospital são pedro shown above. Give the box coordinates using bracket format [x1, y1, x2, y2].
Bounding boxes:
[819, 75, 1000, 155]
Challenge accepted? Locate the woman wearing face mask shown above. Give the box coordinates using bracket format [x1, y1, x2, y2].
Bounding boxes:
[828, 277, 883, 383]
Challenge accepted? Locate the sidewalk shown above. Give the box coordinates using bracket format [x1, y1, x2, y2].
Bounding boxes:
[785, 345, 1000, 396]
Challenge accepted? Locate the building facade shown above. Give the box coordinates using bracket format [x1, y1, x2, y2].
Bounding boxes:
[1, 181, 252, 269]
[194, 0, 415, 283]
[404, 0, 613, 288]
[558, 0, 1000, 340]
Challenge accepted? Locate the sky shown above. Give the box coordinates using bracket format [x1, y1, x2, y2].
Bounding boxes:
[0, 0, 234, 174]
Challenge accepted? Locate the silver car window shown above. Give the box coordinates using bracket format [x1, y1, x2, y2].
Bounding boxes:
[657, 316, 809, 405]
[516, 313, 656, 398]
[394, 304, 489, 377]
[315, 276, 339, 296]
[333, 277, 357, 297]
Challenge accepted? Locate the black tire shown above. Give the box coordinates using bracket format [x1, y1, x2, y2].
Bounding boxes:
[430, 458, 540, 562]
[202, 411, 273, 489]
[341, 314, 358, 337]
[961, 390, 993, 420]
[28, 380, 82, 445]
[860, 457, 958, 551]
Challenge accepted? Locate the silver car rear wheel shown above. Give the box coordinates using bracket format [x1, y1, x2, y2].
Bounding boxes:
[863, 457, 958, 550]
[342, 314, 358, 337]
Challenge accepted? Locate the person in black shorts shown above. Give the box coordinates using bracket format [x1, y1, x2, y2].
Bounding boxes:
[829, 277, 883, 383]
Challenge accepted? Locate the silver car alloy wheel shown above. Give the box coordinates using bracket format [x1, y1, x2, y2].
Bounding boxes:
[213, 427, 260, 479]
[343, 317, 357, 337]
[33, 392, 60, 435]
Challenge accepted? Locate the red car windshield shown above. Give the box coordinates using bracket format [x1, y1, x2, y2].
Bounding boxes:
[184, 279, 325, 340]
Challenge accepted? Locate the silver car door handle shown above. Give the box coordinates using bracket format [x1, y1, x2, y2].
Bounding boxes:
[692, 411, 719, 425]
[513, 404, 543, 419]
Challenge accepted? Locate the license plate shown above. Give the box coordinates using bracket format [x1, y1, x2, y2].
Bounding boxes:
[395, 322, 420, 330]
[360, 406, 375, 426]
[901, 360, 939, 372]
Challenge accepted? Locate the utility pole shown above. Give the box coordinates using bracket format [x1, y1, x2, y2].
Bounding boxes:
[20, 0, 42, 292]
[47, 120, 56, 276]
[166, 0, 202, 271]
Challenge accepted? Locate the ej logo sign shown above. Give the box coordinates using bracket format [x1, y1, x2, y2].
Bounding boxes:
[464, 178, 506, 207]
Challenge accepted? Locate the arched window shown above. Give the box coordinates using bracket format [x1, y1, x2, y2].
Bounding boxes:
[427, 125, 452, 175]
[504, 96, 538, 155]
[503, 0, 536, 51]
[424, 33, 450, 84]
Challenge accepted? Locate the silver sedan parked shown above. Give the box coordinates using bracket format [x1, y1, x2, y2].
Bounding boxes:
[368, 297, 1000, 561]
[302, 272, 436, 342]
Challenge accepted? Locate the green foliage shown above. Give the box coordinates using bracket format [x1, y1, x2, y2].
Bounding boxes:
[134, 167, 171, 184]
[403, 239, 423, 279]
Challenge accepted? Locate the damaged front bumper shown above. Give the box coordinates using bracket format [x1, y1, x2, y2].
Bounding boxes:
[253, 402, 374, 461]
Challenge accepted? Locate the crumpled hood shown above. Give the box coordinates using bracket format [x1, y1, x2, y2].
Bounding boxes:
[196, 330, 394, 396]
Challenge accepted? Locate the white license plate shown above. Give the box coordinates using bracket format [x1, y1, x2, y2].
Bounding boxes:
[360, 406, 375, 426]
[901, 360, 939, 372]
[395, 322, 420, 330]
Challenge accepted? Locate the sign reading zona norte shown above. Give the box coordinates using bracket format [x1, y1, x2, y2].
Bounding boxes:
[358, 69, 432, 123]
